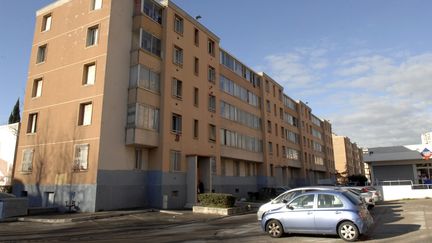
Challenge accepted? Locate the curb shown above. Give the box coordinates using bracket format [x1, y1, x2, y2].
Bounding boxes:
[16, 209, 156, 224]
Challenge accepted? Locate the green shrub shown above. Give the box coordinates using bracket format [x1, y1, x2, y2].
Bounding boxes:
[197, 193, 236, 208]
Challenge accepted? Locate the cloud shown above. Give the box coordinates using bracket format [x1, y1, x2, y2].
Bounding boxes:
[259, 47, 432, 147]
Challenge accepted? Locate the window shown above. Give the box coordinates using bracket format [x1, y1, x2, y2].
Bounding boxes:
[318, 194, 343, 208]
[142, 0, 162, 24]
[266, 100, 271, 112]
[27, 113, 38, 133]
[171, 113, 182, 133]
[140, 29, 161, 57]
[220, 128, 263, 153]
[170, 150, 181, 172]
[32, 78, 43, 98]
[91, 0, 102, 10]
[276, 144, 279, 157]
[41, 14, 52, 31]
[268, 142, 273, 154]
[220, 50, 261, 87]
[221, 159, 226, 176]
[83, 63, 96, 85]
[193, 119, 199, 139]
[219, 75, 259, 108]
[265, 80, 269, 92]
[36, 45, 47, 63]
[208, 65, 216, 83]
[209, 124, 216, 142]
[78, 102, 92, 126]
[267, 120, 272, 133]
[129, 65, 160, 93]
[234, 161, 240, 176]
[127, 104, 159, 131]
[22, 149, 34, 172]
[86, 25, 99, 47]
[73, 144, 89, 171]
[220, 101, 261, 130]
[135, 149, 144, 170]
[290, 194, 315, 209]
[174, 15, 183, 34]
[193, 87, 199, 107]
[208, 94, 216, 112]
[194, 57, 199, 75]
[286, 148, 300, 160]
[208, 39, 215, 56]
[172, 78, 182, 99]
[194, 28, 199, 46]
[173, 46, 183, 66]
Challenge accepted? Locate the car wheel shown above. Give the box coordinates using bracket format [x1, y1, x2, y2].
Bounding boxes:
[266, 219, 284, 238]
[338, 221, 359, 242]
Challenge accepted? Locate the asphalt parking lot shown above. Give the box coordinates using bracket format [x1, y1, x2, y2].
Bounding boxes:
[1, 199, 431, 242]
[363, 198, 432, 242]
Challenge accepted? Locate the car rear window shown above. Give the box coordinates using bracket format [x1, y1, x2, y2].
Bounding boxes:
[343, 191, 362, 205]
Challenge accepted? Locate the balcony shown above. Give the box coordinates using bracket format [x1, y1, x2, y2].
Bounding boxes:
[126, 127, 159, 148]
[220, 146, 263, 163]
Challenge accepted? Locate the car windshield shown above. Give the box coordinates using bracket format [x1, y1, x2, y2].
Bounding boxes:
[343, 191, 362, 206]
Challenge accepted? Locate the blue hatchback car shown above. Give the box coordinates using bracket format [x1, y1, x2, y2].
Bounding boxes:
[261, 190, 373, 241]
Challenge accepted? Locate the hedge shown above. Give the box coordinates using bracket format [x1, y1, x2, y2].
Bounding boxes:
[197, 193, 236, 208]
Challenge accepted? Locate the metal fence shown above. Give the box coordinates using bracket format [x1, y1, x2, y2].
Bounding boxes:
[379, 180, 432, 189]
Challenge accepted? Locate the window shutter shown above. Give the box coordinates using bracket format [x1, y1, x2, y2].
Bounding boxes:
[87, 64, 96, 84]
[83, 104, 92, 125]
[45, 16, 52, 30]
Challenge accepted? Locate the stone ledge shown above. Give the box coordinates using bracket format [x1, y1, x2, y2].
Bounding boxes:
[192, 205, 251, 216]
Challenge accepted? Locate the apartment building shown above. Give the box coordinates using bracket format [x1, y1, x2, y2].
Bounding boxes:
[14, 0, 336, 212]
[332, 134, 365, 182]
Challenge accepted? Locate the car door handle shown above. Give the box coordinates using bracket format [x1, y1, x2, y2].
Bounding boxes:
[335, 211, 341, 214]
[307, 211, 313, 215]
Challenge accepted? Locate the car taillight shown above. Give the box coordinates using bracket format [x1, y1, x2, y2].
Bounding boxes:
[361, 188, 369, 193]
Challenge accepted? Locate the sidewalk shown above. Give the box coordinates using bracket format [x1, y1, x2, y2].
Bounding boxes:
[1, 201, 261, 224]
[2, 208, 189, 224]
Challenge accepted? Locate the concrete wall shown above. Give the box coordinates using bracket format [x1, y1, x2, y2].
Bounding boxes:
[95, 170, 147, 211]
[213, 175, 258, 200]
[13, 183, 96, 212]
[379, 185, 432, 201]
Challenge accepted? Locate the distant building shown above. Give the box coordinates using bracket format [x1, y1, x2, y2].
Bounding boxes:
[364, 144, 432, 185]
[14, 0, 336, 212]
[0, 123, 19, 187]
[421, 132, 432, 144]
[332, 134, 365, 183]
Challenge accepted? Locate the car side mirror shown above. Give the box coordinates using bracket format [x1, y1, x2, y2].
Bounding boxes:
[287, 205, 294, 210]
[282, 199, 287, 204]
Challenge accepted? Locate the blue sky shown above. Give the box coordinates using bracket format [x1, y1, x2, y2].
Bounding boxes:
[1, 0, 431, 147]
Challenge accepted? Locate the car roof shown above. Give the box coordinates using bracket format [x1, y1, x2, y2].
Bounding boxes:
[294, 189, 344, 196]
[288, 186, 341, 191]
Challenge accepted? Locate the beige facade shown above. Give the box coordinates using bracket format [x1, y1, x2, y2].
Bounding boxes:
[332, 134, 365, 183]
[14, 0, 336, 211]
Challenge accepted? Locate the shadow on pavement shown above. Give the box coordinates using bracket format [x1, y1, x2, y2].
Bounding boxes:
[365, 201, 421, 240]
